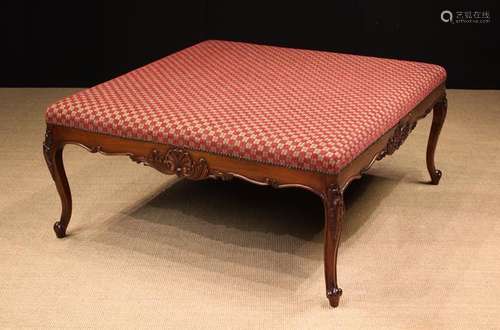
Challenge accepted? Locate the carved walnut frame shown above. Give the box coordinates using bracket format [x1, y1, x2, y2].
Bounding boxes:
[43, 83, 447, 308]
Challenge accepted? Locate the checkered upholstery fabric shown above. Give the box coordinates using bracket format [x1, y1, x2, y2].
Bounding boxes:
[46, 40, 446, 174]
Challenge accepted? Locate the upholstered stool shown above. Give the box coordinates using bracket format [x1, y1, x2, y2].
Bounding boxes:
[44, 40, 447, 307]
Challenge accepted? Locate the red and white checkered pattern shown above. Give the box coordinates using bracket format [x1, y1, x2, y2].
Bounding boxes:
[46, 40, 446, 174]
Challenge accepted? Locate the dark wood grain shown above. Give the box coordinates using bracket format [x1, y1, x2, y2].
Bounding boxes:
[43, 126, 72, 238]
[427, 96, 448, 185]
[323, 184, 344, 307]
[43, 83, 447, 307]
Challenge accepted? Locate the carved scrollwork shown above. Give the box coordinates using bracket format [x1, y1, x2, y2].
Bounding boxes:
[43, 126, 55, 176]
[377, 121, 417, 160]
[146, 148, 209, 180]
[265, 177, 280, 188]
[129, 155, 147, 164]
[211, 171, 282, 188]
[212, 171, 234, 181]
[88, 145, 103, 153]
[328, 185, 344, 209]
[43, 126, 53, 157]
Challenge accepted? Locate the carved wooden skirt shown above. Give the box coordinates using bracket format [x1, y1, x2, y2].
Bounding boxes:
[43, 40, 447, 308]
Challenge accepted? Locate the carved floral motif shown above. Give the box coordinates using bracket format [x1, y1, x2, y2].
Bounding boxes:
[146, 148, 210, 180]
[377, 121, 417, 160]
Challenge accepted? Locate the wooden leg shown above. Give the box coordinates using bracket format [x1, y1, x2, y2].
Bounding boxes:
[323, 185, 344, 307]
[426, 96, 447, 185]
[43, 126, 72, 238]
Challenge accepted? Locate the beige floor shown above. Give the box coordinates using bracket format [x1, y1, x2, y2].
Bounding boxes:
[0, 88, 499, 329]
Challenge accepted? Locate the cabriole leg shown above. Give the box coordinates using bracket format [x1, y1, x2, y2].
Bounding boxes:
[43, 126, 72, 238]
[323, 185, 344, 307]
[426, 96, 447, 185]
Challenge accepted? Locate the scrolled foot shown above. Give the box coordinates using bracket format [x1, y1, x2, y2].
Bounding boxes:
[327, 287, 343, 307]
[430, 169, 442, 185]
[53, 221, 67, 238]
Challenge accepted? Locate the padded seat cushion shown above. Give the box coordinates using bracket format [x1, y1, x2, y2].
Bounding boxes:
[46, 40, 446, 174]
